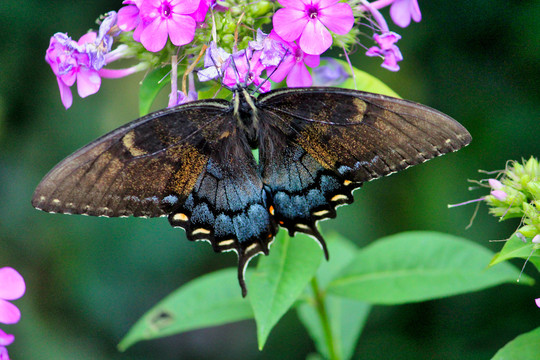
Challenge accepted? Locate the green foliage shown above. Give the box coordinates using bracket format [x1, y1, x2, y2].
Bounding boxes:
[118, 268, 253, 351]
[119, 231, 530, 358]
[490, 233, 540, 271]
[492, 326, 540, 360]
[327, 231, 532, 304]
[138, 67, 172, 116]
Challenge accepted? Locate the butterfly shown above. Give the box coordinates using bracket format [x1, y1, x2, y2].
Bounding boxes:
[32, 86, 471, 296]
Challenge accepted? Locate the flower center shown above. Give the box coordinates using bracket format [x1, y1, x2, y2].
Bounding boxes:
[162, 2, 172, 18]
[307, 6, 318, 19]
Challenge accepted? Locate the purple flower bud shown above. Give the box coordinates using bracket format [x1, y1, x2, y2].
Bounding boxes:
[488, 178, 504, 190]
[490, 190, 508, 201]
[533, 234, 540, 244]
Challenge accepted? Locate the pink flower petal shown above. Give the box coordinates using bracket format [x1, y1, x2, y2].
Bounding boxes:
[76, 69, 101, 98]
[0, 299, 20, 325]
[319, 3, 354, 35]
[318, 0, 339, 8]
[77, 32, 97, 46]
[117, 5, 140, 31]
[0, 346, 11, 360]
[278, 0, 307, 10]
[273, 8, 308, 42]
[56, 77, 73, 109]
[299, 20, 332, 55]
[140, 17, 169, 52]
[0, 329, 14, 347]
[269, 56, 295, 83]
[303, 54, 320, 68]
[172, 0, 200, 14]
[167, 14, 196, 46]
[536, 298, 540, 308]
[390, 0, 421, 28]
[0, 268, 25, 300]
[287, 61, 312, 87]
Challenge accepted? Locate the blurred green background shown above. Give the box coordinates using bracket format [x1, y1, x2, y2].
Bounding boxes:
[1, 0, 539, 359]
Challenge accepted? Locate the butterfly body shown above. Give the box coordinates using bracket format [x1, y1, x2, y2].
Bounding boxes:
[33, 87, 471, 296]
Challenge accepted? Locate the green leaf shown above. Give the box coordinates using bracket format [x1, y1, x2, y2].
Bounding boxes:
[492, 326, 540, 360]
[249, 230, 323, 349]
[298, 234, 371, 360]
[490, 233, 540, 271]
[313, 233, 359, 288]
[330, 59, 400, 98]
[297, 295, 371, 360]
[139, 67, 171, 116]
[327, 231, 534, 304]
[118, 268, 253, 351]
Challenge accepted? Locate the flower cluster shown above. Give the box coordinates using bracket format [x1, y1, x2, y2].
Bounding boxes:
[45, 0, 422, 109]
[0, 267, 25, 360]
[450, 157, 540, 305]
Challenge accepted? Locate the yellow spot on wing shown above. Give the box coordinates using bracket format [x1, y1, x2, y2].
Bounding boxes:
[122, 130, 148, 157]
[331, 194, 348, 202]
[192, 228, 211, 235]
[173, 213, 189, 222]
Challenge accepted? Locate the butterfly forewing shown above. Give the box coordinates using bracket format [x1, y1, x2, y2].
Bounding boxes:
[257, 87, 471, 241]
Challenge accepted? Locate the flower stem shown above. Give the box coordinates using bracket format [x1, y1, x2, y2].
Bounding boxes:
[310, 277, 340, 360]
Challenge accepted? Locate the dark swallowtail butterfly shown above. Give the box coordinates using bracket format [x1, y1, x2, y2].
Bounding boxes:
[32, 87, 471, 296]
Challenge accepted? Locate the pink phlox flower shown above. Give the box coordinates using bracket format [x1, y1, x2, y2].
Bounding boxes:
[0, 343, 11, 360]
[273, 0, 354, 55]
[46, 33, 103, 108]
[312, 57, 349, 86]
[390, 0, 421, 28]
[139, 0, 200, 52]
[192, 0, 214, 22]
[223, 49, 271, 92]
[365, 31, 403, 71]
[197, 42, 231, 82]
[536, 298, 540, 308]
[0, 329, 14, 347]
[0, 268, 25, 325]
[266, 31, 320, 87]
[118, 0, 145, 41]
[250, 29, 288, 68]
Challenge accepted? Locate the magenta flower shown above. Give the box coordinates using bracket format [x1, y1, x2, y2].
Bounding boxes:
[139, 0, 200, 52]
[192, 0, 213, 22]
[273, 0, 354, 55]
[267, 32, 320, 87]
[0, 328, 14, 360]
[0, 267, 25, 325]
[197, 42, 231, 82]
[390, 0, 421, 28]
[118, 0, 145, 41]
[365, 32, 403, 71]
[222, 49, 271, 92]
[45, 33, 102, 108]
